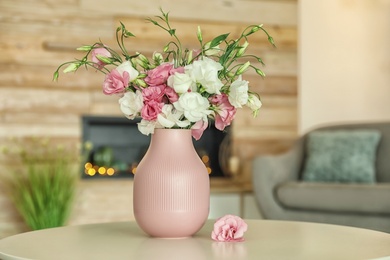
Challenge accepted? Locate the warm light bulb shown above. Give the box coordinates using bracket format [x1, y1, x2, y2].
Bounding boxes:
[85, 162, 92, 169]
[88, 168, 96, 176]
[107, 168, 115, 176]
[98, 167, 106, 175]
[201, 155, 209, 163]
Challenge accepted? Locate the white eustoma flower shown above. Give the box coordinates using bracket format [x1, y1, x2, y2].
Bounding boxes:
[228, 76, 249, 108]
[174, 92, 212, 122]
[186, 57, 223, 94]
[247, 93, 262, 113]
[118, 90, 143, 119]
[157, 104, 190, 128]
[138, 119, 161, 136]
[116, 61, 139, 81]
[167, 72, 195, 94]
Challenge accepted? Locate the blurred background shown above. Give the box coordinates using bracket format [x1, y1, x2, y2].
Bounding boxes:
[0, 0, 389, 238]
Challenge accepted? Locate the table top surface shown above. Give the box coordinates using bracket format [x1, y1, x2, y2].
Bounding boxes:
[1, 219, 390, 260]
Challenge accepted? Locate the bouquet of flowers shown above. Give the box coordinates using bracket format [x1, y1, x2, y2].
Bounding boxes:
[54, 9, 275, 140]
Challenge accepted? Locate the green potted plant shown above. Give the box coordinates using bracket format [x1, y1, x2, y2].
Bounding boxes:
[2, 138, 79, 230]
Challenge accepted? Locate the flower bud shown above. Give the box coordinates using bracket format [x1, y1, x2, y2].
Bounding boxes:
[268, 36, 275, 46]
[236, 41, 249, 57]
[136, 59, 150, 69]
[197, 26, 203, 42]
[163, 45, 169, 53]
[96, 55, 112, 64]
[63, 63, 79, 73]
[52, 71, 59, 81]
[227, 71, 235, 78]
[246, 24, 263, 36]
[247, 93, 262, 117]
[137, 53, 150, 64]
[76, 45, 93, 51]
[257, 57, 265, 65]
[255, 68, 266, 77]
[152, 52, 163, 65]
[187, 50, 193, 64]
[236, 61, 250, 75]
[135, 78, 147, 87]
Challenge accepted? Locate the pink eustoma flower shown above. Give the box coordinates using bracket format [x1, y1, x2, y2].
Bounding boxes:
[164, 86, 179, 103]
[191, 118, 208, 141]
[209, 94, 236, 131]
[91, 47, 111, 69]
[142, 86, 164, 102]
[170, 66, 185, 75]
[141, 100, 164, 121]
[102, 69, 129, 95]
[211, 215, 248, 242]
[145, 63, 174, 86]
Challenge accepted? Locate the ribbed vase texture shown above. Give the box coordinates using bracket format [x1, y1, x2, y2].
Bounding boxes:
[133, 129, 210, 238]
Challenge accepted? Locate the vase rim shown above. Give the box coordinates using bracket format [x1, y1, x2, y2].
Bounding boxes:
[153, 128, 191, 133]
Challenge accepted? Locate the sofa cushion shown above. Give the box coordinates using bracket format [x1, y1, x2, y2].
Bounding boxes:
[276, 181, 390, 214]
[302, 130, 381, 183]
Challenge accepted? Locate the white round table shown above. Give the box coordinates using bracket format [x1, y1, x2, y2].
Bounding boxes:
[0, 220, 390, 260]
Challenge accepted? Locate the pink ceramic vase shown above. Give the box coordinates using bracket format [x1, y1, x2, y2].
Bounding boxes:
[133, 128, 210, 238]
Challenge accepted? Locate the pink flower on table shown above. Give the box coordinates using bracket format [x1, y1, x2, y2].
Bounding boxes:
[209, 94, 236, 131]
[141, 100, 164, 121]
[145, 63, 174, 86]
[211, 215, 248, 242]
[103, 69, 129, 95]
[91, 47, 111, 69]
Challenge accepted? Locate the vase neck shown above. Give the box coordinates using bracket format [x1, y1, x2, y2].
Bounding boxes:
[150, 129, 193, 149]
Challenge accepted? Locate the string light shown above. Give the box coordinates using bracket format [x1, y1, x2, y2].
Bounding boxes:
[83, 157, 214, 177]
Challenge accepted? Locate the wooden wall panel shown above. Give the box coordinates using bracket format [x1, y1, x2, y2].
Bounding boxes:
[81, 0, 297, 26]
[0, 0, 298, 182]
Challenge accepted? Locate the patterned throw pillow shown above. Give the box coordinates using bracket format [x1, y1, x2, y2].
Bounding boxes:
[302, 130, 381, 183]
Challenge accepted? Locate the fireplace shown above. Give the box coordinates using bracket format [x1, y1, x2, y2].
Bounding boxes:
[81, 116, 230, 178]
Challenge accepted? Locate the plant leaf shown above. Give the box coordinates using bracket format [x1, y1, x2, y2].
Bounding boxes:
[209, 33, 230, 48]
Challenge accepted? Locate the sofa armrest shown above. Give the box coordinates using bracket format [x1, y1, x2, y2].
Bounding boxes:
[252, 139, 305, 219]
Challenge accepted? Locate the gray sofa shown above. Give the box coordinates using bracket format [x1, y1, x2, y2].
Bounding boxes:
[252, 121, 390, 233]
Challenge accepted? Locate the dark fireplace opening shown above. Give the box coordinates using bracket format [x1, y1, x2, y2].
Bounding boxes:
[81, 115, 231, 179]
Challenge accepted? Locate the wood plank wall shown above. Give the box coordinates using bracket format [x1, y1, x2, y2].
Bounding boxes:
[0, 0, 297, 182]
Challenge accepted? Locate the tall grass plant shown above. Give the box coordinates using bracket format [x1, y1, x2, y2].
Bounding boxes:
[2, 138, 79, 230]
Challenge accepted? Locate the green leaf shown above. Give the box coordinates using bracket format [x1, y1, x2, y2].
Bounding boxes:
[147, 18, 158, 25]
[125, 31, 135, 37]
[168, 29, 176, 36]
[209, 33, 230, 48]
